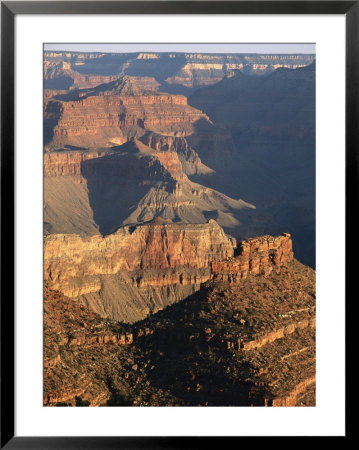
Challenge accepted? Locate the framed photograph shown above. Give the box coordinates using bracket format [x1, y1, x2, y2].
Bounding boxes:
[1, 1, 354, 447]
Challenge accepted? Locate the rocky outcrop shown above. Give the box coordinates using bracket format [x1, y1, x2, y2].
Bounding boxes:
[44, 151, 103, 177]
[44, 220, 234, 321]
[44, 229, 296, 323]
[139, 132, 214, 176]
[43, 138, 255, 240]
[68, 332, 133, 347]
[44, 77, 210, 150]
[44, 246, 315, 408]
[44, 220, 233, 283]
[43, 137, 205, 182]
[44, 233, 315, 407]
[212, 233, 294, 281]
[71, 75, 160, 91]
[271, 376, 316, 406]
[238, 317, 315, 351]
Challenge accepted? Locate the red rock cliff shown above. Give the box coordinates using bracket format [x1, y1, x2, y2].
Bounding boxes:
[44, 219, 234, 298]
[44, 227, 295, 323]
[45, 89, 209, 150]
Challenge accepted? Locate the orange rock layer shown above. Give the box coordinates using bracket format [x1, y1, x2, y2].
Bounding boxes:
[43, 144, 187, 183]
[235, 317, 315, 351]
[212, 233, 294, 281]
[44, 220, 233, 297]
[44, 152, 102, 177]
[271, 376, 316, 406]
[44, 225, 294, 309]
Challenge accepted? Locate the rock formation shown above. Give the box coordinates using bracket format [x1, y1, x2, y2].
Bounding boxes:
[44, 76, 211, 150]
[189, 62, 316, 267]
[43, 50, 316, 407]
[44, 220, 234, 322]
[44, 151, 103, 177]
[43, 76, 248, 240]
[44, 234, 315, 407]
[44, 51, 315, 92]
[212, 233, 294, 281]
[44, 229, 296, 324]
[43, 137, 255, 240]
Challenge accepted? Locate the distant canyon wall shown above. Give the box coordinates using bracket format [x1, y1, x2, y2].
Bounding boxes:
[44, 51, 315, 90]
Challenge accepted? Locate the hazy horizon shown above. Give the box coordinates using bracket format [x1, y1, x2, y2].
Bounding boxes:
[44, 43, 316, 54]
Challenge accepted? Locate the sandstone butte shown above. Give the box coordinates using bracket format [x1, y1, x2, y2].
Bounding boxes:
[43, 230, 315, 407]
[44, 222, 294, 323]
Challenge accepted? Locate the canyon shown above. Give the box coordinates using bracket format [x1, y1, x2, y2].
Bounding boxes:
[44, 76, 211, 150]
[44, 54, 316, 266]
[189, 62, 316, 266]
[44, 233, 315, 407]
[44, 51, 315, 92]
[43, 50, 316, 407]
[44, 81, 257, 239]
[44, 226, 293, 323]
[44, 137, 255, 239]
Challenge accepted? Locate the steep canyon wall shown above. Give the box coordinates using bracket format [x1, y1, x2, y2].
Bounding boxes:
[44, 226, 295, 323]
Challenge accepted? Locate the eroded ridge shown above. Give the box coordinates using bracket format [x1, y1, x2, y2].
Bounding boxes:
[212, 233, 294, 281]
[44, 232, 315, 407]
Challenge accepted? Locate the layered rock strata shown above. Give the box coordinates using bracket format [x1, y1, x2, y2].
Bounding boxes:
[44, 228, 295, 323]
[127, 256, 316, 406]
[44, 220, 233, 284]
[44, 51, 315, 91]
[44, 77, 211, 150]
[44, 151, 103, 177]
[212, 233, 294, 281]
[44, 220, 234, 322]
[138, 132, 214, 176]
[43, 75, 258, 241]
[43, 138, 255, 239]
[44, 240, 315, 407]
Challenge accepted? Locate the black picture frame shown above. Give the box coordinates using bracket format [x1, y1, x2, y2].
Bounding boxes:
[1, 1, 355, 447]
